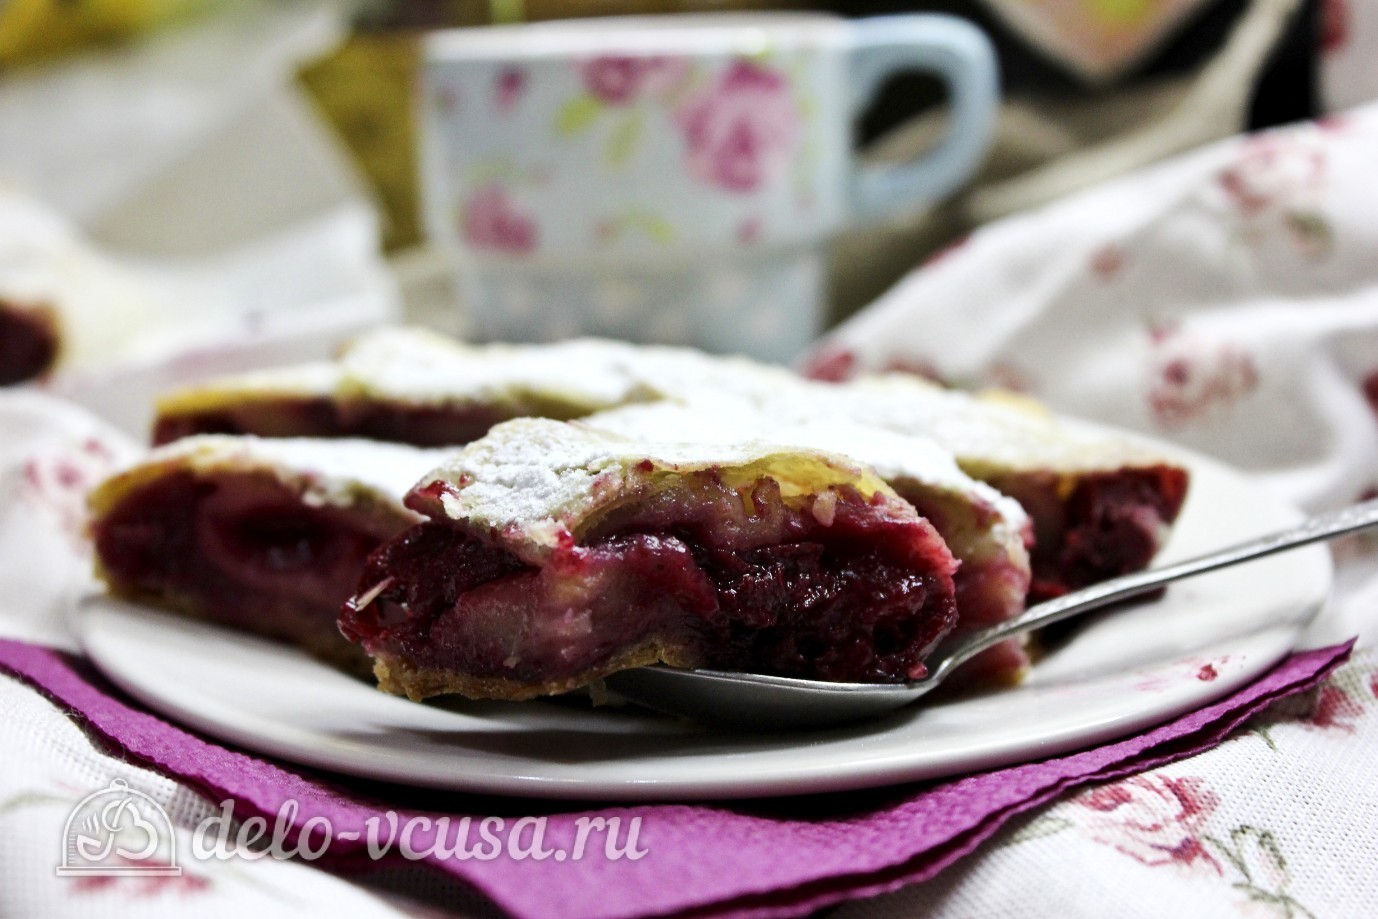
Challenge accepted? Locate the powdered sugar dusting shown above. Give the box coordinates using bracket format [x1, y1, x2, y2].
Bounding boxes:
[156, 362, 343, 413]
[586, 400, 1030, 578]
[339, 329, 1177, 481]
[94, 434, 448, 517]
[152, 327, 1178, 495]
[339, 328, 651, 409]
[340, 326, 798, 411]
[817, 375, 1174, 475]
[588, 399, 1027, 533]
[412, 416, 901, 560]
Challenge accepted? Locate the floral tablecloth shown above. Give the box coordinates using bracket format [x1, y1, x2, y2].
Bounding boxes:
[5, 35, 1378, 919]
[806, 102, 1378, 919]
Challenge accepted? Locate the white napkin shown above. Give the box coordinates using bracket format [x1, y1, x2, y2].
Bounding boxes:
[0, 391, 135, 648]
[810, 106, 1378, 516]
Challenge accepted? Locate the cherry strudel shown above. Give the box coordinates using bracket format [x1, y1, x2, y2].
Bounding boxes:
[339, 418, 961, 700]
[149, 329, 1188, 605]
[89, 435, 443, 666]
[777, 376, 1190, 600]
[584, 402, 1035, 683]
[150, 327, 796, 445]
[1, 185, 158, 385]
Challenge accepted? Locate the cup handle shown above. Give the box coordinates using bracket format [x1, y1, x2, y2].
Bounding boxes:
[847, 15, 999, 222]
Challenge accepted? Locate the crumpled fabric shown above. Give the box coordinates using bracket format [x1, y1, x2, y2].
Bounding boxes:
[807, 106, 1378, 515]
[805, 103, 1378, 919]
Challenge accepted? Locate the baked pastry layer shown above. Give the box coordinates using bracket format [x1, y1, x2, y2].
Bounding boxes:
[149, 329, 1188, 607]
[89, 435, 443, 667]
[151, 327, 794, 445]
[340, 419, 961, 700]
[584, 401, 1035, 683]
[770, 375, 1190, 599]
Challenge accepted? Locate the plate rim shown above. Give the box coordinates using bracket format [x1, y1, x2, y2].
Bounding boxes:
[75, 434, 1333, 801]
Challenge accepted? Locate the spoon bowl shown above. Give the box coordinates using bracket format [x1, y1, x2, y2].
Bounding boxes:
[606, 498, 1378, 729]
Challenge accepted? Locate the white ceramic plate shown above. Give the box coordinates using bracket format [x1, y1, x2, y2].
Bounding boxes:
[77, 444, 1331, 801]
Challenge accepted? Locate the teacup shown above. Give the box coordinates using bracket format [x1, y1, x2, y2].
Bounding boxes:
[419, 12, 998, 361]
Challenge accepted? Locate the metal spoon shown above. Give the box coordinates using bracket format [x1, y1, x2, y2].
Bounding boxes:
[604, 498, 1378, 730]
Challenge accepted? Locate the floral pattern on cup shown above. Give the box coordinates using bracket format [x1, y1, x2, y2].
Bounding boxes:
[423, 15, 998, 281]
[596, 208, 676, 245]
[461, 182, 538, 254]
[554, 56, 695, 169]
[677, 59, 802, 194]
[580, 56, 690, 106]
[494, 67, 527, 113]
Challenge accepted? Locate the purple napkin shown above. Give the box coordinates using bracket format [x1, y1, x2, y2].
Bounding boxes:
[0, 638, 1352, 919]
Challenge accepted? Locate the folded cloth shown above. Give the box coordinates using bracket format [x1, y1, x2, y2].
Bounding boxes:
[795, 103, 1378, 919]
[805, 106, 1378, 512]
[0, 637, 1351, 919]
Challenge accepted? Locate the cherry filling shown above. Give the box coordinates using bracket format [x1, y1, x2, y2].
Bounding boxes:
[999, 465, 1190, 600]
[153, 400, 567, 447]
[692, 538, 952, 681]
[342, 498, 958, 693]
[0, 303, 59, 386]
[93, 471, 411, 659]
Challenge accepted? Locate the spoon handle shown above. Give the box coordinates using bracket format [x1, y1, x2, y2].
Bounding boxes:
[932, 497, 1378, 678]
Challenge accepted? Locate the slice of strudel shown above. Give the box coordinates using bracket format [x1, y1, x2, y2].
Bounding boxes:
[150, 328, 1187, 605]
[1, 185, 159, 386]
[150, 327, 796, 445]
[151, 328, 645, 445]
[780, 375, 1190, 600]
[89, 435, 444, 666]
[339, 418, 960, 701]
[584, 402, 1034, 684]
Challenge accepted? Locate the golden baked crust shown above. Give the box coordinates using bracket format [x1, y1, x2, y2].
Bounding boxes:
[372, 641, 702, 702]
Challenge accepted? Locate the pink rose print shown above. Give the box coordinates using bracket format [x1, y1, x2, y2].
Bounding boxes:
[736, 215, 762, 244]
[494, 67, 526, 113]
[1147, 324, 1258, 429]
[1307, 683, 1364, 732]
[23, 437, 122, 545]
[581, 56, 688, 105]
[1089, 243, 1128, 282]
[800, 345, 856, 383]
[72, 856, 209, 896]
[1070, 774, 1221, 873]
[677, 59, 801, 194]
[461, 183, 537, 254]
[1217, 132, 1333, 257]
[583, 56, 647, 105]
[1218, 135, 1324, 217]
[1331, 486, 1378, 564]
